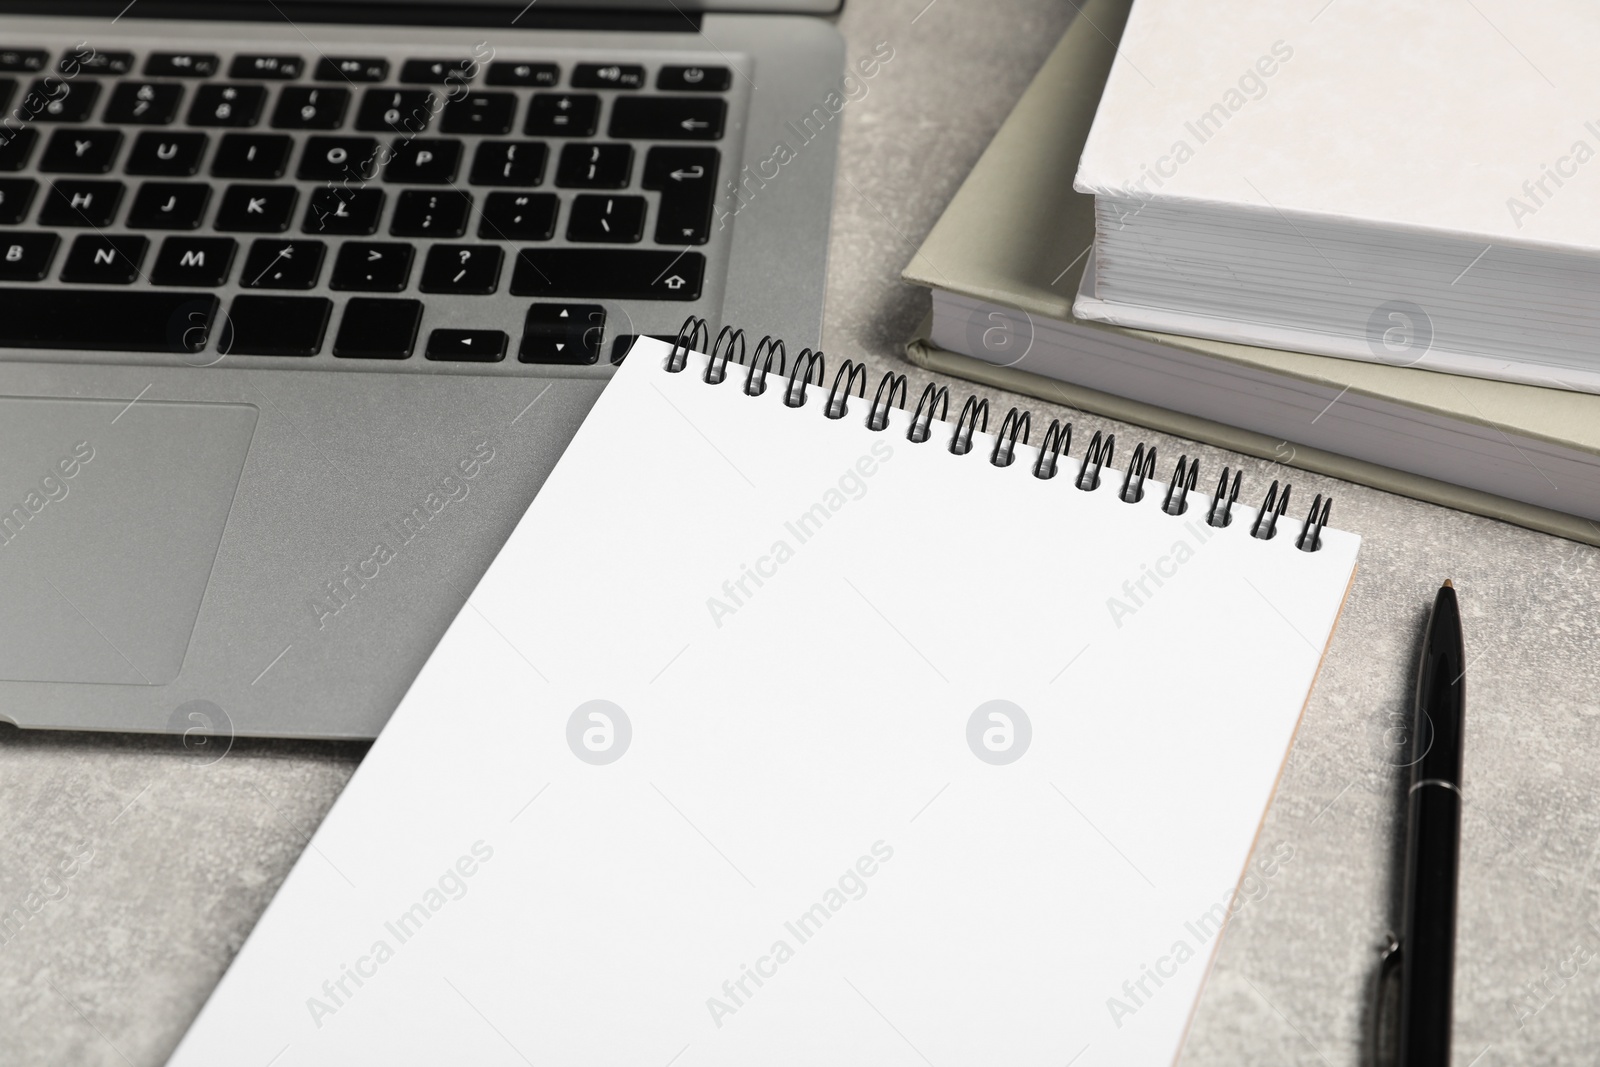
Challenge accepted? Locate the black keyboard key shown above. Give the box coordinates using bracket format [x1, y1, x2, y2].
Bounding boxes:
[427, 328, 505, 362]
[400, 58, 477, 85]
[571, 63, 644, 90]
[241, 238, 326, 289]
[330, 242, 413, 291]
[356, 89, 436, 133]
[60, 233, 148, 284]
[511, 249, 703, 300]
[229, 55, 303, 81]
[524, 93, 597, 137]
[189, 85, 267, 127]
[478, 191, 556, 241]
[214, 184, 297, 232]
[519, 303, 604, 364]
[554, 143, 631, 188]
[0, 50, 48, 74]
[272, 86, 350, 130]
[40, 128, 122, 173]
[0, 128, 37, 171]
[0, 232, 56, 280]
[126, 182, 210, 229]
[273, 89, 348, 131]
[609, 333, 677, 365]
[487, 61, 558, 87]
[145, 52, 220, 78]
[150, 236, 236, 286]
[0, 288, 217, 351]
[211, 133, 293, 178]
[643, 146, 719, 244]
[657, 65, 732, 92]
[304, 188, 384, 235]
[0, 78, 13, 112]
[221, 295, 330, 356]
[384, 138, 462, 183]
[316, 57, 389, 83]
[642, 146, 719, 189]
[23, 79, 100, 122]
[125, 131, 207, 176]
[296, 136, 381, 182]
[390, 189, 470, 237]
[419, 244, 502, 294]
[0, 177, 36, 223]
[566, 194, 645, 243]
[609, 96, 725, 141]
[333, 297, 421, 358]
[469, 140, 546, 186]
[61, 50, 133, 77]
[40, 180, 123, 227]
[441, 92, 516, 135]
[103, 82, 184, 124]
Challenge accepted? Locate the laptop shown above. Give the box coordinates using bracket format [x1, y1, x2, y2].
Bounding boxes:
[0, 0, 843, 738]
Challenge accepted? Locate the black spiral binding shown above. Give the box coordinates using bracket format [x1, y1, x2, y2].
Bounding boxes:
[868, 373, 907, 431]
[745, 336, 786, 397]
[661, 317, 1334, 551]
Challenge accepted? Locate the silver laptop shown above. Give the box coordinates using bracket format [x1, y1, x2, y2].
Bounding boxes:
[0, 0, 843, 738]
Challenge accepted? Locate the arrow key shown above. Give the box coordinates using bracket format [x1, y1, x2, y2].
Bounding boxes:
[427, 328, 507, 362]
[520, 302, 604, 364]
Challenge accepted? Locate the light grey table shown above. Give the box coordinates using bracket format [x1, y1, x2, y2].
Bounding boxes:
[3, 2, 1598, 1065]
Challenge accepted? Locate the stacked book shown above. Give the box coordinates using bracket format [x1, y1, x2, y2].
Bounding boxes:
[904, 0, 1600, 545]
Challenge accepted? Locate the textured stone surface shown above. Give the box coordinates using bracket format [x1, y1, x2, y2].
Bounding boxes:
[2, 2, 1598, 1065]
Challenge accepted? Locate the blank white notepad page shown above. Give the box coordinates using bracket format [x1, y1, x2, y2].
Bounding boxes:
[170, 337, 1358, 1067]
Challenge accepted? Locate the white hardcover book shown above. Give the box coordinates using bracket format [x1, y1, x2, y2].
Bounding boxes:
[1073, 0, 1600, 390]
[168, 331, 1359, 1066]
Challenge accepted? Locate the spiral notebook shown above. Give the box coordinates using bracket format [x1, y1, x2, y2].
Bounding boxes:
[170, 326, 1360, 1067]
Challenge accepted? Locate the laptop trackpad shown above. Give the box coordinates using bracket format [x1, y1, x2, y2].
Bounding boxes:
[0, 397, 257, 685]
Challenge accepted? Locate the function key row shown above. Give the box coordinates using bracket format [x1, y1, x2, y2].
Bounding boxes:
[4, 47, 732, 91]
[46, 51, 302, 80]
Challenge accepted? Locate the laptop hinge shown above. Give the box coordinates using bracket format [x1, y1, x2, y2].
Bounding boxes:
[0, 2, 701, 32]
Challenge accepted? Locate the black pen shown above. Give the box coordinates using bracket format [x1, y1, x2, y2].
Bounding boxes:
[1395, 580, 1467, 1066]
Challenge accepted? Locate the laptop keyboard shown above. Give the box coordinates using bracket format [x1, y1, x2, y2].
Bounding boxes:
[0, 45, 737, 368]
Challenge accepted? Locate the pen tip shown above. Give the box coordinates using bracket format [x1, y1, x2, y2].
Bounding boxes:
[1443, 579, 1454, 589]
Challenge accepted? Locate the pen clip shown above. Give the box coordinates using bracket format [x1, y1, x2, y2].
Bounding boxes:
[1368, 933, 1402, 1067]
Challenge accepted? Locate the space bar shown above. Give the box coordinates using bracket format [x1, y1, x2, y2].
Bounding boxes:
[0, 289, 219, 353]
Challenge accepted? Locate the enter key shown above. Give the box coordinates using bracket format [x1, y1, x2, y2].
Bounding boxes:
[642, 146, 720, 245]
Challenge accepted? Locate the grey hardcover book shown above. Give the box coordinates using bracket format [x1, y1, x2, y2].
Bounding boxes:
[902, 0, 1600, 546]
